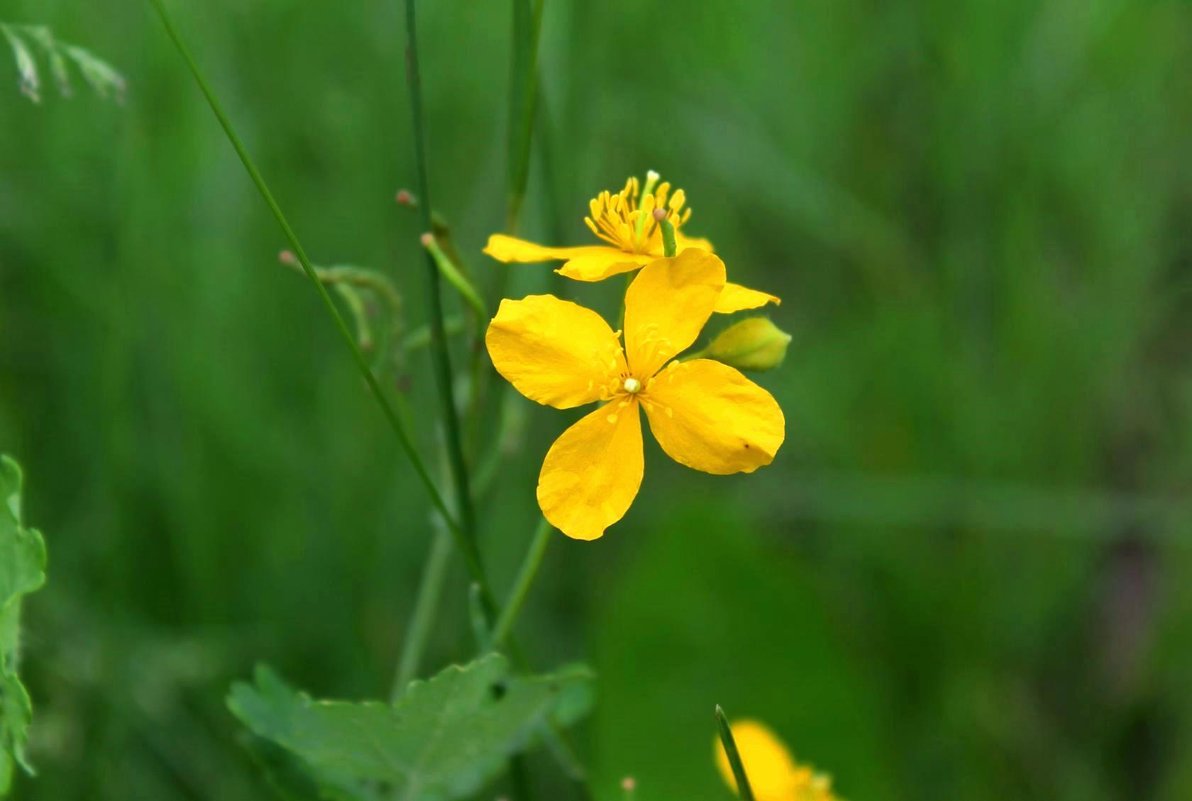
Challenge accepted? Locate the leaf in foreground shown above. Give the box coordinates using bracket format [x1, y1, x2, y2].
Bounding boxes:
[228, 653, 593, 801]
[0, 456, 48, 796]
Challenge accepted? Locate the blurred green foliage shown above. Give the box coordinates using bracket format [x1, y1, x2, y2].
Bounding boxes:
[2, 1, 1191, 800]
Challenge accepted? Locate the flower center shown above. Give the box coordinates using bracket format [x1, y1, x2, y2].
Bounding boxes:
[622, 377, 642, 394]
[583, 173, 693, 255]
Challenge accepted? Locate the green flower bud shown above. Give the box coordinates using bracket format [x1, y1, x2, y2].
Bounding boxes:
[704, 317, 791, 372]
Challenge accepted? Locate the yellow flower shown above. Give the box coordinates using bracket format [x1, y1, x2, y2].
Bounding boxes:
[486, 249, 785, 540]
[715, 720, 842, 801]
[484, 172, 780, 315]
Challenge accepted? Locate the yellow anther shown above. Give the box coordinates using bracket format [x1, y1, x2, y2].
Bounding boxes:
[583, 173, 692, 255]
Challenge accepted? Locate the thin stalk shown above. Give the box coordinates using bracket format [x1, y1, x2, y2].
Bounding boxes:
[489, 0, 545, 316]
[658, 215, 678, 258]
[391, 522, 453, 698]
[714, 706, 756, 801]
[145, 0, 503, 610]
[488, 516, 552, 650]
[505, 0, 544, 232]
[401, 0, 486, 606]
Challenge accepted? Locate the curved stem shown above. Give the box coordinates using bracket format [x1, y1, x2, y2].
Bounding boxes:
[488, 516, 552, 650]
[146, 0, 505, 606]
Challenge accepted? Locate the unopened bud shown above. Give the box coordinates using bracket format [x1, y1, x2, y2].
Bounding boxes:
[652, 207, 667, 222]
[621, 777, 636, 792]
[704, 317, 791, 371]
[420, 232, 436, 248]
[395, 189, 417, 207]
[278, 250, 297, 265]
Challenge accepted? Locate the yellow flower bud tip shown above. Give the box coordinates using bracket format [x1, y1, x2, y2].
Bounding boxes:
[420, 232, 436, 248]
[277, 249, 297, 265]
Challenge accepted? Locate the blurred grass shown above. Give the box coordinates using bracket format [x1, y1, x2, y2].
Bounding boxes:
[2, 1, 1191, 800]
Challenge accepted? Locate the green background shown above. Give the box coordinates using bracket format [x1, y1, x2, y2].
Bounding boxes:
[3, 1, 1192, 799]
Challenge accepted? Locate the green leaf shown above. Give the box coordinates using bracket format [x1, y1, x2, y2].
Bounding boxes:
[228, 653, 593, 801]
[0, 456, 48, 796]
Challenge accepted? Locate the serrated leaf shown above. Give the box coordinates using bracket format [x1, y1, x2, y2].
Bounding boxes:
[228, 653, 592, 801]
[550, 662, 596, 728]
[237, 731, 377, 801]
[0, 456, 48, 796]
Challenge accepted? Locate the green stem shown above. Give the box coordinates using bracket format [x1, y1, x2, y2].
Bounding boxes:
[714, 706, 756, 801]
[280, 259, 404, 315]
[145, 0, 505, 610]
[659, 216, 678, 258]
[488, 517, 552, 650]
[391, 522, 453, 698]
[401, 0, 491, 614]
[505, 0, 544, 232]
[422, 234, 488, 323]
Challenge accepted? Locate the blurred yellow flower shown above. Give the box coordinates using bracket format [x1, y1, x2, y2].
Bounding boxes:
[715, 720, 841, 801]
[486, 249, 785, 540]
[484, 172, 779, 314]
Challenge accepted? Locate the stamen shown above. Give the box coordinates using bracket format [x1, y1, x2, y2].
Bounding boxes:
[583, 173, 693, 255]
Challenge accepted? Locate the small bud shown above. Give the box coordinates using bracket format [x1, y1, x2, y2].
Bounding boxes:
[420, 232, 436, 248]
[621, 777, 636, 792]
[652, 207, 667, 222]
[704, 317, 791, 372]
[395, 189, 417, 207]
[278, 250, 297, 265]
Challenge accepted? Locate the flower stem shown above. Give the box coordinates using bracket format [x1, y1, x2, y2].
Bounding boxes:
[658, 216, 678, 258]
[505, 0, 544, 232]
[421, 233, 488, 323]
[391, 521, 453, 699]
[488, 516, 552, 650]
[401, 0, 491, 614]
[714, 706, 756, 801]
[145, 0, 502, 613]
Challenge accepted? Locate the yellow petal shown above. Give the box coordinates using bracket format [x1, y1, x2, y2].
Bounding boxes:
[623, 249, 726, 377]
[675, 233, 715, 253]
[642, 359, 784, 474]
[556, 250, 652, 282]
[714, 719, 802, 801]
[715, 282, 782, 314]
[484, 234, 647, 282]
[537, 401, 644, 540]
[483, 234, 616, 265]
[486, 295, 626, 409]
